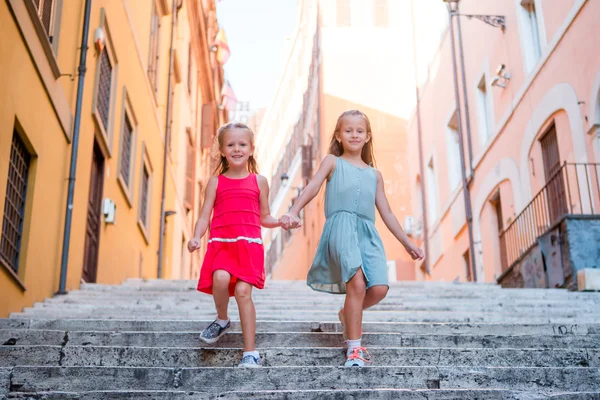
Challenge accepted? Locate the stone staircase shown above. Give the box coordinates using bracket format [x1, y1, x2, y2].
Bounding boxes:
[1, 279, 600, 399]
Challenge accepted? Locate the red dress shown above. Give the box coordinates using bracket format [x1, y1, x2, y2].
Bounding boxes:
[198, 174, 265, 296]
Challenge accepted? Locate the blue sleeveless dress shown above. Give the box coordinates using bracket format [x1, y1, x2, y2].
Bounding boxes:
[307, 157, 388, 294]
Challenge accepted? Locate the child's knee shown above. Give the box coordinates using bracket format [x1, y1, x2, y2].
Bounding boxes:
[213, 270, 231, 287]
[371, 285, 389, 300]
[234, 282, 252, 301]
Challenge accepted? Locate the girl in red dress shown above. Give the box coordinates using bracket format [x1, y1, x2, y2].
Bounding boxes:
[188, 122, 281, 368]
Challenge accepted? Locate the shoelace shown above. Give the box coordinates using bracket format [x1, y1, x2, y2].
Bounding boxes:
[347, 347, 371, 363]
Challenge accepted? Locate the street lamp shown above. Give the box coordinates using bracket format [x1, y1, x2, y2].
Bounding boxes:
[441, 0, 506, 282]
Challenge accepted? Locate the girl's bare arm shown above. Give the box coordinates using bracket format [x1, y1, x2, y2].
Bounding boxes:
[192, 176, 218, 240]
[284, 154, 336, 219]
[374, 170, 424, 260]
[257, 175, 282, 228]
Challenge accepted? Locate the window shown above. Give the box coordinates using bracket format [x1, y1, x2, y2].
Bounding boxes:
[476, 75, 492, 146]
[120, 115, 133, 186]
[446, 111, 461, 192]
[92, 13, 117, 152]
[137, 145, 153, 241]
[520, 0, 542, 73]
[118, 91, 137, 201]
[373, 0, 388, 28]
[1, 131, 32, 274]
[148, 1, 161, 93]
[337, 0, 351, 27]
[184, 129, 196, 211]
[97, 49, 113, 132]
[425, 158, 440, 224]
[140, 168, 149, 226]
[32, 0, 55, 42]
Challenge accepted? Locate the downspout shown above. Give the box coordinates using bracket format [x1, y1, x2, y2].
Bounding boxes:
[157, 0, 183, 279]
[455, 5, 475, 178]
[447, 4, 478, 282]
[409, 0, 430, 275]
[57, 0, 93, 294]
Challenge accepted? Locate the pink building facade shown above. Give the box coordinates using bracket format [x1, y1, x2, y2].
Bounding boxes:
[407, 0, 600, 286]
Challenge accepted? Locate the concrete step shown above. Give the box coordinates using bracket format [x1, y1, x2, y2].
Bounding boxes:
[8, 366, 600, 392]
[44, 295, 600, 306]
[12, 310, 599, 324]
[6, 389, 600, 400]
[31, 301, 600, 313]
[6, 391, 211, 399]
[2, 319, 594, 335]
[11, 311, 599, 324]
[2, 345, 597, 368]
[3, 329, 600, 349]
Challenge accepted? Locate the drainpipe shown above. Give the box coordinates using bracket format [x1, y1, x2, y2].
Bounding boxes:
[455, 5, 475, 178]
[415, 87, 430, 275]
[409, 0, 430, 275]
[57, 0, 93, 295]
[157, 0, 182, 279]
[447, 3, 478, 282]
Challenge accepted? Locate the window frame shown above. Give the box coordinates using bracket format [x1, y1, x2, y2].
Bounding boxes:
[137, 143, 153, 244]
[91, 9, 119, 157]
[117, 88, 138, 206]
[0, 126, 37, 291]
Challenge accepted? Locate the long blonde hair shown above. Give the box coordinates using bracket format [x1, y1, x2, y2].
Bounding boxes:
[212, 122, 259, 175]
[328, 110, 376, 167]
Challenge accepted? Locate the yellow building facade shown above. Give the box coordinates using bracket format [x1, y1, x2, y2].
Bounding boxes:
[0, 0, 226, 317]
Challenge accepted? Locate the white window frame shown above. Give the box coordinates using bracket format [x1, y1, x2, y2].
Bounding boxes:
[426, 156, 440, 226]
[476, 74, 492, 147]
[91, 9, 119, 157]
[117, 88, 138, 206]
[517, 0, 544, 74]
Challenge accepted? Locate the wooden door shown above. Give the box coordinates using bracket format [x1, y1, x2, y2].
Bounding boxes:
[541, 125, 568, 223]
[82, 142, 105, 283]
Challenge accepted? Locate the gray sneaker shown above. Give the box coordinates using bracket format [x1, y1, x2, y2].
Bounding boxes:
[237, 354, 261, 368]
[200, 320, 230, 344]
[344, 347, 371, 367]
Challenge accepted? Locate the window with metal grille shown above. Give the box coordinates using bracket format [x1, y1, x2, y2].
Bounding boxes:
[120, 114, 133, 187]
[148, 2, 161, 93]
[1, 132, 32, 273]
[97, 48, 113, 131]
[32, 0, 55, 42]
[140, 167, 150, 228]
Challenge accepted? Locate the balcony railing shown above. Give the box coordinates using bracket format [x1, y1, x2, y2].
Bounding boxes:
[499, 162, 600, 271]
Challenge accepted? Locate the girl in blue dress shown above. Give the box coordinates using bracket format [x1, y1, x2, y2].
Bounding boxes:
[280, 110, 424, 367]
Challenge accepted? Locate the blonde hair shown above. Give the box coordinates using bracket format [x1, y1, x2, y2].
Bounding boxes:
[212, 122, 259, 175]
[328, 110, 376, 167]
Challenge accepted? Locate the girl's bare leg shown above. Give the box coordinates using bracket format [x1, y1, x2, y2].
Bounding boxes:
[212, 270, 231, 320]
[234, 280, 256, 351]
[362, 285, 389, 310]
[344, 269, 367, 340]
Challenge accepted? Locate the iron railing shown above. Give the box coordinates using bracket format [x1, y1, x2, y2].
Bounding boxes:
[499, 162, 600, 271]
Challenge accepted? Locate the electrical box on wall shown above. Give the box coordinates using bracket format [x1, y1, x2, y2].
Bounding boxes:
[103, 198, 116, 224]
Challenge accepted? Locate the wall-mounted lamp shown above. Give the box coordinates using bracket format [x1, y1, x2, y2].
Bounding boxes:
[94, 28, 105, 53]
[491, 64, 511, 88]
